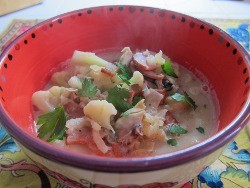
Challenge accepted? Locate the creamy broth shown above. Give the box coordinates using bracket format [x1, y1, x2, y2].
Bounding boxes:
[154, 65, 218, 154]
[32, 48, 219, 157]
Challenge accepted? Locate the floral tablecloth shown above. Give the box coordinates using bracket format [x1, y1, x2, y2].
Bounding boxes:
[0, 19, 250, 188]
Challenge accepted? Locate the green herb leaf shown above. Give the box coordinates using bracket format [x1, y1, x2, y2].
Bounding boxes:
[161, 60, 178, 78]
[78, 78, 98, 98]
[37, 106, 66, 142]
[120, 111, 130, 117]
[171, 91, 198, 110]
[107, 85, 133, 112]
[169, 124, 188, 134]
[132, 96, 143, 106]
[183, 92, 198, 110]
[167, 138, 177, 146]
[115, 62, 133, 85]
[196, 127, 205, 134]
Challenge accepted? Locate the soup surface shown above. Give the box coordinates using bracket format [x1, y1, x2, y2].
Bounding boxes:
[32, 47, 219, 157]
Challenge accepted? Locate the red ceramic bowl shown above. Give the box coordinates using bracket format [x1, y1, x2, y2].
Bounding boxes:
[0, 6, 249, 187]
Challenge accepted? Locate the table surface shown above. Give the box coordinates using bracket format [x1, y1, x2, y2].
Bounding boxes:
[0, 0, 250, 33]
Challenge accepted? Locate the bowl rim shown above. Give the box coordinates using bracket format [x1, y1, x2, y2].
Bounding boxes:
[0, 5, 249, 173]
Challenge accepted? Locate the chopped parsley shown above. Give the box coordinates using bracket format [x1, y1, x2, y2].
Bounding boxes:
[169, 124, 188, 134]
[167, 138, 177, 146]
[120, 111, 130, 117]
[78, 78, 98, 98]
[132, 96, 143, 106]
[161, 60, 178, 78]
[107, 85, 133, 113]
[171, 91, 198, 110]
[37, 106, 66, 142]
[196, 127, 205, 134]
[115, 62, 132, 85]
[121, 110, 144, 117]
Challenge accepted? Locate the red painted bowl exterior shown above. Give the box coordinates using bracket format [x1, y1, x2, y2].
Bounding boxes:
[0, 6, 249, 174]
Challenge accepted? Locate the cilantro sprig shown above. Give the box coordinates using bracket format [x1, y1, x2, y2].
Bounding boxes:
[161, 60, 178, 78]
[169, 124, 188, 135]
[115, 63, 132, 85]
[120, 111, 130, 117]
[78, 78, 98, 98]
[37, 106, 66, 142]
[132, 96, 143, 106]
[167, 138, 177, 146]
[196, 127, 205, 134]
[171, 91, 198, 110]
[107, 85, 133, 112]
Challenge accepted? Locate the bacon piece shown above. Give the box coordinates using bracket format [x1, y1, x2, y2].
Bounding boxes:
[155, 89, 167, 97]
[127, 90, 135, 103]
[66, 127, 105, 156]
[140, 70, 164, 80]
[155, 89, 167, 104]
[155, 79, 164, 89]
[112, 143, 129, 157]
[131, 84, 143, 95]
[127, 84, 143, 104]
[144, 79, 157, 89]
[165, 111, 178, 124]
[101, 68, 115, 77]
[112, 143, 121, 157]
[133, 52, 156, 71]
[132, 55, 164, 80]
[63, 101, 83, 119]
